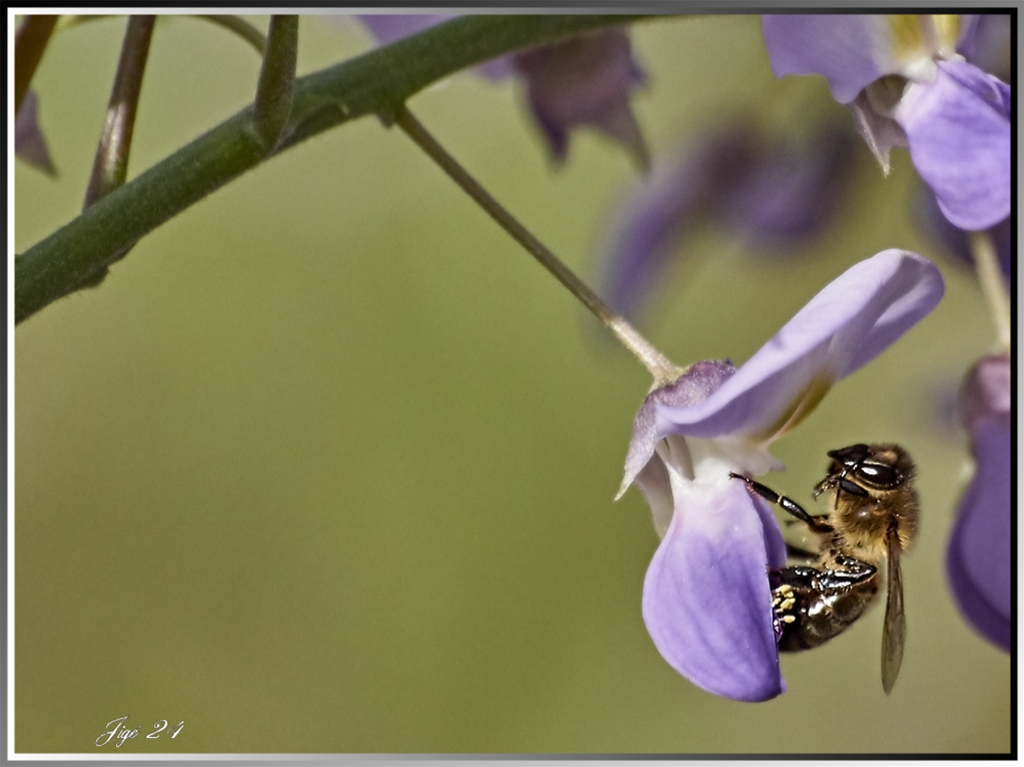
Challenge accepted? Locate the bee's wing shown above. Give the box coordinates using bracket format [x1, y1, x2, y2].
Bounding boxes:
[881, 529, 906, 695]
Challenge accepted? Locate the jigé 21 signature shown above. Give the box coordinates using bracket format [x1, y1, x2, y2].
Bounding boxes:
[95, 716, 184, 747]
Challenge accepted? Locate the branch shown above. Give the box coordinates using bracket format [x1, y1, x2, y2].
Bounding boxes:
[16, 14, 654, 324]
[252, 15, 298, 150]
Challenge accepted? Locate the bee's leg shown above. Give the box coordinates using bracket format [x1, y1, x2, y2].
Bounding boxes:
[771, 582, 799, 638]
[772, 563, 878, 651]
[829, 552, 877, 582]
[729, 473, 833, 533]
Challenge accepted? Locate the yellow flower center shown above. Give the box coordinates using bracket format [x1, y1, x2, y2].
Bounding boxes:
[887, 15, 963, 81]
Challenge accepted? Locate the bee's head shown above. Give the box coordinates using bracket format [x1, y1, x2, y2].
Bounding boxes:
[816, 443, 919, 559]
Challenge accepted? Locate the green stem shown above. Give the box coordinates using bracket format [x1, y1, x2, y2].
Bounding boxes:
[253, 16, 298, 150]
[16, 14, 660, 324]
[395, 108, 682, 384]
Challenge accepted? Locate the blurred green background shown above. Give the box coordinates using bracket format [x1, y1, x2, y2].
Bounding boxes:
[14, 14, 1010, 754]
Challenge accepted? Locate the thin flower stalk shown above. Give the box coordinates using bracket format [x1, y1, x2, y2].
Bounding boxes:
[196, 15, 268, 54]
[970, 230, 1011, 353]
[394, 107, 682, 385]
[83, 15, 156, 208]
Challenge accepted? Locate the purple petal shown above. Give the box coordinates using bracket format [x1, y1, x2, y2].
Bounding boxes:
[914, 183, 1011, 281]
[761, 15, 894, 103]
[847, 88, 909, 172]
[602, 123, 860, 319]
[619, 360, 736, 498]
[959, 353, 1011, 428]
[475, 57, 517, 80]
[946, 354, 1010, 651]
[722, 125, 858, 241]
[960, 14, 1010, 81]
[512, 28, 646, 164]
[953, 14, 982, 60]
[762, 15, 978, 103]
[947, 420, 1010, 651]
[355, 15, 516, 78]
[600, 127, 758, 319]
[915, 181, 972, 267]
[15, 91, 56, 175]
[896, 60, 1010, 230]
[354, 20, 642, 162]
[754, 489, 788, 573]
[643, 478, 784, 701]
[633, 452, 675, 540]
[656, 250, 944, 442]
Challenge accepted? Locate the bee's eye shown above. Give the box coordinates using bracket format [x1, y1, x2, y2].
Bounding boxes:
[856, 462, 901, 488]
[838, 477, 870, 497]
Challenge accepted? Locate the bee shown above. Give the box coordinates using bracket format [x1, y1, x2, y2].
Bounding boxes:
[729, 443, 919, 694]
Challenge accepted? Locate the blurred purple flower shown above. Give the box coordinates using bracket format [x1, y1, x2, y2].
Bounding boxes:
[720, 126, 857, 240]
[355, 16, 647, 165]
[600, 122, 857, 320]
[357, 14, 448, 46]
[914, 182, 1011, 280]
[963, 14, 1011, 82]
[513, 29, 647, 165]
[15, 90, 56, 175]
[947, 354, 1010, 651]
[762, 14, 1010, 231]
[619, 249, 945, 701]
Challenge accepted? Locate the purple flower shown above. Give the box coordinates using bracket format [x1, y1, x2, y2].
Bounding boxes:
[962, 14, 1011, 82]
[599, 122, 857, 320]
[619, 249, 944, 701]
[720, 126, 856, 241]
[510, 28, 646, 165]
[914, 182, 1011, 281]
[15, 90, 56, 175]
[947, 354, 1010, 651]
[356, 14, 449, 47]
[354, 16, 647, 164]
[895, 60, 1010, 230]
[762, 14, 1010, 231]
